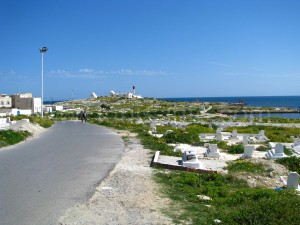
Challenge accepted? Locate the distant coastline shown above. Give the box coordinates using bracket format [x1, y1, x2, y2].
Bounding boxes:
[45, 96, 300, 109]
[159, 96, 300, 109]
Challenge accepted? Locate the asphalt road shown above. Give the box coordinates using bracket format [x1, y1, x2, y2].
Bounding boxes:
[0, 121, 124, 225]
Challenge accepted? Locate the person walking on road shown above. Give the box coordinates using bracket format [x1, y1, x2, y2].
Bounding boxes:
[80, 110, 87, 122]
[83, 110, 87, 122]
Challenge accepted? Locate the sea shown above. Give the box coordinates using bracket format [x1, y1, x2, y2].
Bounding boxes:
[160, 96, 300, 119]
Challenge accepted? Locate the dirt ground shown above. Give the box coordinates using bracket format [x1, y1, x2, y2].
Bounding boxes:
[231, 158, 289, 188]
[9, 120, 45, 138]
[58, 131, 173, 225]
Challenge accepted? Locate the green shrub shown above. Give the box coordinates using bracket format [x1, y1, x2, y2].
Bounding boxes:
[163, 129, 200, 144]
[226, 160, 270, 174]
[0, 129, 31, 147]
[227, 144, 244, 154]
[34, 117, 54, 128]
[186, 123, 215, 134]
[225, 125, 300, 142]
[256, 145, 269, 151]
[217, 140, 229, 150]
[207, 108, 218, 114]
[284, 146, 294, 156]
[276, 156, 300, 174]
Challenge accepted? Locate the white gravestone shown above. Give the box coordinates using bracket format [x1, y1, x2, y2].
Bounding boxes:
[216, 133, 223, 141]
[287, 172, 299, 189]
[205, 144, 220, 158]
[243, 135, 248, 146]
[242, 145, 255, 158]
[256, 130, 269, 141]
[293, 138, 300, 153]
[266, 143, 287, 159]
[294, 138, 300, 147]
[275, 143, 284, 154]
[231, 130, 238, 139]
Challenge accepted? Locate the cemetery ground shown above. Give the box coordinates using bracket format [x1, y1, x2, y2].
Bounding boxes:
[90, 118, 300, 225]
[2, 98, 300, 224]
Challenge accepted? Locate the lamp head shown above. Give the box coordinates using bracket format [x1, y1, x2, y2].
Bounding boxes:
[40, 47, 48, 53]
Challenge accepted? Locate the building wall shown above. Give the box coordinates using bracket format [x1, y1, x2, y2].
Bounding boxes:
[0, 96, 12, 108]
[11, 109, 32, 116]
[53, 105, 63, 111]
[32, 98, 41, 114]
[11, 94, 33, 110]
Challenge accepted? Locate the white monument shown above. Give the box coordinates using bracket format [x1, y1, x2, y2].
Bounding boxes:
[242, 145, 255, 158]
[292, 138, 300, 154]
[90, 92, 97, 99]
[256, 130, 269, 142]
[182, 150, 201, 169]
[205, 144, 220, 158]
[243, 135, 249, 146]
[216, 133, 223, 141]
[266, 143, 287, 159]
[287, 172, 300, 190]
[231, 130, 238, 139]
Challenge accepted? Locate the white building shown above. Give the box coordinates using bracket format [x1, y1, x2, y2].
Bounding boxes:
[0, 94, 12, 108]
[32, 97, 42, 114]
[90, 92, 97, 99]
[53, 105, 63, 111]
[109, 90, 143, 99]
[0, 93, 42, 116]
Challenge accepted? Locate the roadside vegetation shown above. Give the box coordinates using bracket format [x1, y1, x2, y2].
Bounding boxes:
[0, 129, 31, 148]
[0, 115, 53, 148]
[10, 115, 54, 128]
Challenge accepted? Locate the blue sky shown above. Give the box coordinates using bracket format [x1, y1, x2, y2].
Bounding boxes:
[1, 0, 300, 100]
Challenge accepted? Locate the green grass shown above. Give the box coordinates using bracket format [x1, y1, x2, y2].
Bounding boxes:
[276, 156, 300, 174]
[226, 159, 270, 174]
[227, 144, 244, 154]
[225, 125, 300, 142]
[155, 170, 300, 225]
[0, 129, 31, 148]
[9, 115, 54, 128]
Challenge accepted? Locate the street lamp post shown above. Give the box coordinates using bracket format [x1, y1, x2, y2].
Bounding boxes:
[40, 47, 48, 118]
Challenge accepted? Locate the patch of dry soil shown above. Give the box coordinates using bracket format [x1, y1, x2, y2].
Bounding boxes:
[9, 121, 45, 138]
[233, 158, 289, 188]
[58, 131, 172, 225]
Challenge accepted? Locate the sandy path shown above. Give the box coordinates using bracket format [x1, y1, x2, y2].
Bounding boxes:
[58, 131, 172, 225]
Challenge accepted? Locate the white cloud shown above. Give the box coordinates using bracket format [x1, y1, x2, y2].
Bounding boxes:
[224, 72, 248, 77]
[205, 61, 233, 68]
[49, 68, 168, 78]
[112, 69, 168, 76]
[259, 73, 291, 79]
[79, 68, 95, 73]
[49, 69, 106, 79]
